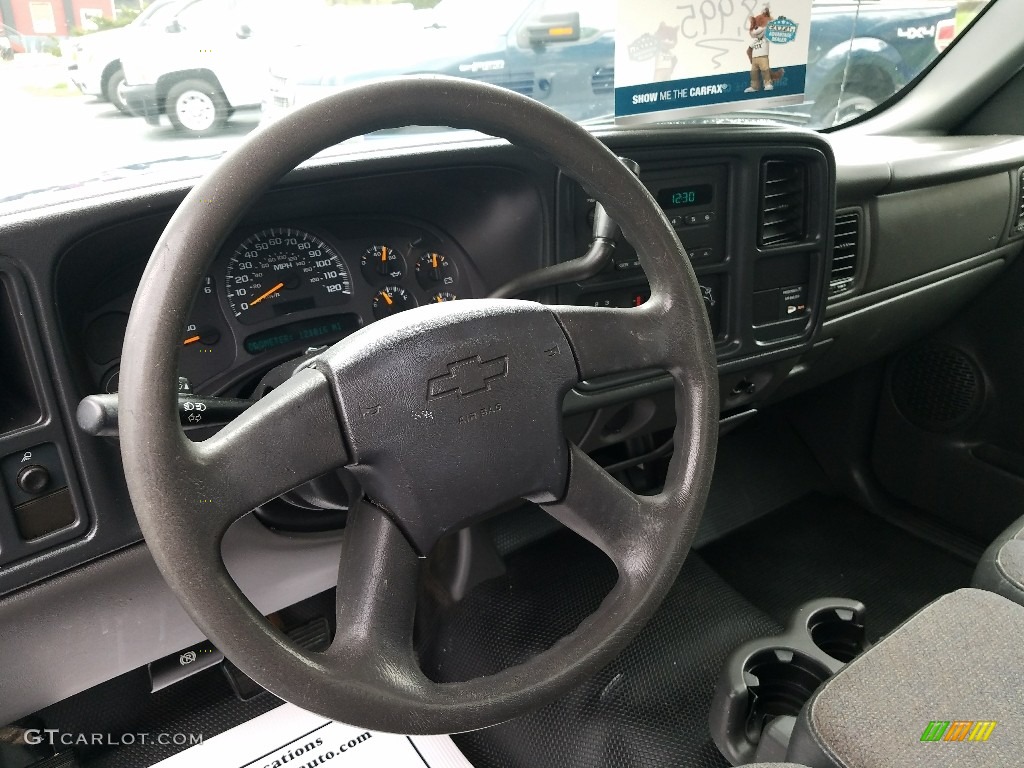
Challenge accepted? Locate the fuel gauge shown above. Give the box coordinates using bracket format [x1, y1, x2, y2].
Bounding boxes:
[431, 291, 458, 303]
[182, 325, 221, 348]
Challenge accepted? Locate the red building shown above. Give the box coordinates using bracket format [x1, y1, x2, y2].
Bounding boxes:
[1, 0, 114, 48]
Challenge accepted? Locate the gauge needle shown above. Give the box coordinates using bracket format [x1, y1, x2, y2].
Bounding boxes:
[249, 282, 285, 307]
[381, 290, 393, 306]
[432, 253, 438, 269]
[381, 246, 388, 263]
[183, 335, 201, 345]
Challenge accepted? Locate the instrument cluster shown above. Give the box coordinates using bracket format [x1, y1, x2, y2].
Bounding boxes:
[81, 219, 474, 396]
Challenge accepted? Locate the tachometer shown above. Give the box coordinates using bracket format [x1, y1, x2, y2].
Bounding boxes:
[225, 228, 352, 325]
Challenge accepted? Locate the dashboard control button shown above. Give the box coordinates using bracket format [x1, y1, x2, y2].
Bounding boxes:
[2, 443, 69, 508]
[17, 465, 50, 495]
[684, 212, 715, 226]
[781, 285, 808, 316]
[14, 489, 76, 541]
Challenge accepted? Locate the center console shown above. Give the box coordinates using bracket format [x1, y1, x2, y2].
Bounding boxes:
[557, 136, 836, 386]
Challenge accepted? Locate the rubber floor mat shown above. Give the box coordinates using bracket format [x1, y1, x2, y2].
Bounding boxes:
[700, 493, 976, 641]
[421, 530, 782, 768]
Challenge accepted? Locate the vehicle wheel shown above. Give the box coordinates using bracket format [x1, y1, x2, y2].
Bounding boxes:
[165, 78, 229, 136]
[816, 86, 880, 128]
[104, 67, 129, 114]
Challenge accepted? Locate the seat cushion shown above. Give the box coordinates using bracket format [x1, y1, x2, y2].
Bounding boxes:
[972, 517, 1024, 604]
[788, 588, 1024, 768]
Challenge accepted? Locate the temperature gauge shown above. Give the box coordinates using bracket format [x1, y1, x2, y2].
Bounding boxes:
[372, 286, 416, 319]
[431, 292, 458, 303]
[415, 252, 457, 288]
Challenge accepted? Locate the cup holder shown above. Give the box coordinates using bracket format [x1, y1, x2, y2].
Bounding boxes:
[807, 605, 868, 663]
[743, 648, 831, 741]
[710, 598, 868, 765]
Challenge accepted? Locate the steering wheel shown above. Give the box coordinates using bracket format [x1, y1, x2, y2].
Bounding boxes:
[119, 77, 718, 735]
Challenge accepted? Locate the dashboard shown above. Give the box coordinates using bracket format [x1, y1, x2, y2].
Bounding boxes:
[64, 136, 840, 415]
[0, 125, 1023, 727]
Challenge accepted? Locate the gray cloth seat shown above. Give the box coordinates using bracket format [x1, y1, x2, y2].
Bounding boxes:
[972, 516, 1024, 604]
[787, 588, 1024, 767]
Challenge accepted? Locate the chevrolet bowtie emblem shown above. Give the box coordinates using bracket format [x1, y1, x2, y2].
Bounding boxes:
[427, 355, 509, 400]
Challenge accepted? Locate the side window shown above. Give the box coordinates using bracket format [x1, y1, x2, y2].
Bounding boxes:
[139, 4, 177, 28]
[174, 0, 232, 33]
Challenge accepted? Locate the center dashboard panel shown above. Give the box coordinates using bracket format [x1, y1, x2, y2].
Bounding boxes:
[559, 137, 835, 397]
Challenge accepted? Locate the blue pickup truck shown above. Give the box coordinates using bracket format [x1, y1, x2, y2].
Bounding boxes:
[261, 0, 959, 129]
[805, 0, 958, 125]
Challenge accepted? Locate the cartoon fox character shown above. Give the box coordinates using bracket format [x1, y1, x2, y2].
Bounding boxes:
[745, 6, 785, 92]
[652, 22, 679, 81]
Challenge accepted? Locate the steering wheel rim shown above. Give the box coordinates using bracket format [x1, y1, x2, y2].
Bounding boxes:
[119, 76, 719, 735]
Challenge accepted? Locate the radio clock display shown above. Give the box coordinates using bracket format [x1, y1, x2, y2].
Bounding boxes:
[657, 184, 713, 209]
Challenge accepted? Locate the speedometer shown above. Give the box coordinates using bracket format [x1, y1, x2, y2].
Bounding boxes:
[225, 228, 352, 325]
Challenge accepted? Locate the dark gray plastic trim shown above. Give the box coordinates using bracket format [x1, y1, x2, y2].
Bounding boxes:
[0, 516, 343, 726]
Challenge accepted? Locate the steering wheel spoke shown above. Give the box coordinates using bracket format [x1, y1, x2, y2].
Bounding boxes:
[190, 367, 350, 530]
[327, 501, 422, 677]
[542, 444, 665, 582]
[553, 302, 671, 381]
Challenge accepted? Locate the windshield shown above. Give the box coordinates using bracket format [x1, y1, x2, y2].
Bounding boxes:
[0, 0, 992, 213]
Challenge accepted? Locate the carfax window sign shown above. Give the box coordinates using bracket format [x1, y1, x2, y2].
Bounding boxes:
[614, 0, 813, 123]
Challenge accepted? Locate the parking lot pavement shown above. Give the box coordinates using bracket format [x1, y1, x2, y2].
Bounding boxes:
[2, 55, 259, 206]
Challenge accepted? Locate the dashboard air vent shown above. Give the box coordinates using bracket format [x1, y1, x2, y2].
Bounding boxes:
[829, 210, 861, 297]
[758, 160, 807, 247]
[1015, 167, 1024, 236]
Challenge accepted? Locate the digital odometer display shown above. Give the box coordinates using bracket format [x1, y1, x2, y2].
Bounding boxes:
[225, 228, 352, 326]
[244, 314, 360, 355]
[656, 184, 713, 209]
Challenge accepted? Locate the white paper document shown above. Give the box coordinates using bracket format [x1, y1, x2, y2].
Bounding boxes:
[151, 703, 474, 768]
[614, 0, 814, 123]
